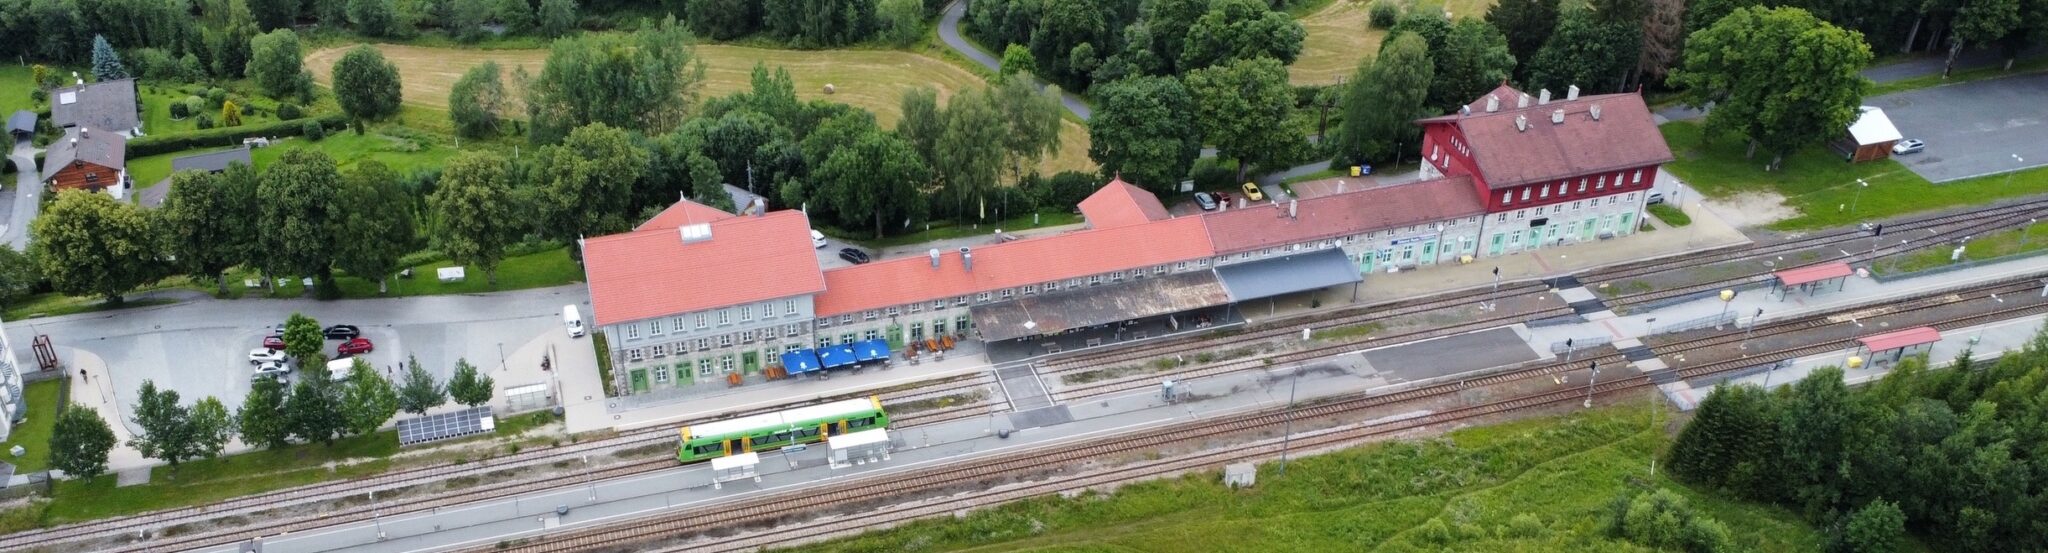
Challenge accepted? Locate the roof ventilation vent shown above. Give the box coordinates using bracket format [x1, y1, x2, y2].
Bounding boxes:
[1551, 109, 1565, 124]
[959, 247, 973, 272]
[1590, 104, 1603, 121]
[1484, 95, 1499, 112]
[929, 248, 941, 269]
[1514, 115, 1528, 132]
[1566, 85, 1580, 100]
[1516, 93, 1531, 109]
[1538, 88, 1552, 105]
[1287, 200, 1299, 219]
[1459, 105, 1471, 116]
[678, 223, 713, 243]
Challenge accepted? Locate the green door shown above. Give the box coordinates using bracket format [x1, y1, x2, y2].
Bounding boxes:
[886, 324, 905, 349]
[1489, 233, 1504, 256]
[1620, 213, 1635, 234]
[742, 351, 760, 373]
[1420, 240, 1436, 265]
[1581, 219, 1595, 240]
[630, 369, 650, 392]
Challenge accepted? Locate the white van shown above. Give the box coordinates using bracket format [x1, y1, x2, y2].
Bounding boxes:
[811, 230, 828, 249]
[564, 305, 586, 338]
[327, 357, 357, 382]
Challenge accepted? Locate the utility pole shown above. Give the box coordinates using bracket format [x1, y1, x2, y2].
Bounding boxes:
[1278, 329, 1309, 476]
[1582, 361, 1600, 409]
[1740, 308, 1762, 350]
[1486, 266, 1500, 311]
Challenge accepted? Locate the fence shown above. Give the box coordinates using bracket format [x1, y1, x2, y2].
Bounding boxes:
[1871, 247, 2048, 283]
[1652, 312, 1743, 335]
[1550, 335, 1614, 354]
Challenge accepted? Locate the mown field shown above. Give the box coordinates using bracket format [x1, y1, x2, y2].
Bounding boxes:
[1291, 0, 1497, 86]
[304, 44, 1094, 175]
[789, 402, 1833, 553]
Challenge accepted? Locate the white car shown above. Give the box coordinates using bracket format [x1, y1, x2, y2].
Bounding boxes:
[1892, 139, 1925, 155]
[252, 360, 291, 379]
[249, 348, 288, 365]
[811, 230, 828, 249]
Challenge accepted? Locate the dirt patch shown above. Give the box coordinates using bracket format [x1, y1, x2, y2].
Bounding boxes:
[1699, 190, 1797, 228]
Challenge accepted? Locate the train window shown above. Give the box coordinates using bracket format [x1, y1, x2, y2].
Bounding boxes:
[793, 428, 820, 440]
[849, 416, 877, 429]
[768, 432, 791, 444]
[691, 443, 721, 455]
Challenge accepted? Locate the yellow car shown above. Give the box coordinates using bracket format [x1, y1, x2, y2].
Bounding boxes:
[1241, 182, 1265, 202]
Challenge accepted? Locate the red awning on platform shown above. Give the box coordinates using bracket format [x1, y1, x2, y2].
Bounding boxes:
[1858, 327, 1941, 352]
[1774, 262, 1854, 286]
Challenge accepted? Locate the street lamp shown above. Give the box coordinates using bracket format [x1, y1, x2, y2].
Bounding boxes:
[1849, 178, 1869, 215]
[1582, 361, 1600, 408]
[1716, 289, 1736, 329]
[1739, 308, 1762, 351]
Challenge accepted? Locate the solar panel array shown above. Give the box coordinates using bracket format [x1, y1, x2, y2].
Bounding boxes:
[396, 406, 495, 446]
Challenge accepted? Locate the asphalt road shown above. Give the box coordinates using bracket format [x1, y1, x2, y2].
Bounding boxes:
[1873, 72, 2048, 182]
[4, 138, 42, 251]
[939, 1, 1094, 120]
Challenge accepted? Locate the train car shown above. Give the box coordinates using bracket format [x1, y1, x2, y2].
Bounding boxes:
[677, 396, 889, 462]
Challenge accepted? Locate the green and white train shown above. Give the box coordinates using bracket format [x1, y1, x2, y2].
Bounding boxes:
[677, 396, 889, 463]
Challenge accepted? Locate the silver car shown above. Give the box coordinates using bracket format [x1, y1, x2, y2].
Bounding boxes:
[1892, 139, 1925, 155]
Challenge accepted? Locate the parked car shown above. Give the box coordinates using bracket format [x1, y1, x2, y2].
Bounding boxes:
[336, 337, 374, 356]
[1893, 139, 1925, 155]
[322, 324, 361, 340]
[811, 230, 828, 249]
[1193, 192, 1218, 211]
[839, 247, 872, 264]
[1215, 191, 1232, 206]
[253, 360, 290, 379]
[1646, 192, 1666, 205]
[249, 348, 287, 364]
[262, 335, 286, 350]
[1241, 182, 1265, 202]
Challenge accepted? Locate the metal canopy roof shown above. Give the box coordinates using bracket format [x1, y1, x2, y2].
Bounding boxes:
[1859, 326, 1941, 352]
[1774, 262, 1854, 286]
[971, 270, 1232, 342]
[396, 406, 495, 446]
[1213, 247, 1362, 301]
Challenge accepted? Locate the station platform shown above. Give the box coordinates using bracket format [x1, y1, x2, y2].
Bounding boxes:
[1663, 312, 2048, 410]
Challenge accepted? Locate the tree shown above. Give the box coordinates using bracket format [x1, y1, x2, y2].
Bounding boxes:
[525, 18, 704, 144]
[1525, 5, 1640, 94]
[761, 0, 879, 47]
[209, 5, 261, 77]
[257, 149, 345, 284]
[448, 0, 490, 42]
[531, 123, 645, 254]
[397, 355, 446, 415]
[449, 61, 507, 138]
[130, 381, 200, 469]
[188, 397, 235, 460]
[220, 99, 243, 127]
[896, 86, 945, 166]
[246, 0, 300, 30]
[684, 0, 757, 40]
[49, 407, 117, 479]
[237, 376, 292, 449]
[536, 0, 575, 37]
[429, 152, 524, 285]
[696, 110, 791, 189]
[876, 0, 925, 47]
[334, 162, 416, 293]
[1638, 0, 1685, 83]
[1118, 0, 1209, 76]
[1670, 6, 1871, 170]
[642, 130, 729, 212]
[1087, 75, 1200, 194]
[287, 375, 346, 445]
[90, 34, 127, 80]
[0, 245, 39, 310]
[1835, 499, 1906, 553]
[495, 0, 533, 33]
[1333, 33, 1432, 166]
[1947, 0, 2022, 77]
[1028, 0, 1108, 86]
[247, 29, 307, 98]
[160, 165, 259, 296]
[1000, 43, 1038, 80]
[1666, 384, 1779, 492]
[815, 131, 931, 238]
[1184, 57, 1300, 181]
[332, 45, 403, 125]
[991, 77, 1064, 184]
[340, 358, 399, 435]
[447, 359, 495, 407]
[30, 191, 158, 304]
[1179, 0, 1306, 71]
[349, 0, 396, 36]
[1428, 19, 1515, 110]
[932, 88, 1006, 220]
[283, 312, 324, 363]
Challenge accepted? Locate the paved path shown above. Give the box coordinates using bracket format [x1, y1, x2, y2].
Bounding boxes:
[939, 1, 1093, 120]
[4, 138, 41, 251]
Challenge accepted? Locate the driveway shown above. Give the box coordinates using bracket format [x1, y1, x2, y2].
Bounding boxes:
[940, 1, 1092, 120]
[4, 138, 41, 251]
[1872, 72, 2048, 182]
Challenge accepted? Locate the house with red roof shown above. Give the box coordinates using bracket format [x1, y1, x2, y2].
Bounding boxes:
[1416, 84, 1673, 257]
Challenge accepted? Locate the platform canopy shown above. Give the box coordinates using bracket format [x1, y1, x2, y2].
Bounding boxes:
[780, 349, 823, 374]
[1858, 326, 1941, 353]
[852, 339, 891, 362]
[1774, 262, 1854, 287]
[971, 270, 1232, 342]
[818, 344, 859, 369]
[1213, 247, 1363, 301]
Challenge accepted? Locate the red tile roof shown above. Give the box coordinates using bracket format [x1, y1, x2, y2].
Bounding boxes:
[1201, 176, 1485, 254]
[1858, 327, 1941, 353]
[814, 217, 1216, 317]
[635, 199, 734, 231]
[583, 209, 825, 326]
[1077, 177, 1173, 228]
[1773, 262, 1853, 286]
[1421, 88, 1673, 189]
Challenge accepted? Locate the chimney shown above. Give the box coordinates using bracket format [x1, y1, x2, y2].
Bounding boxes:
[81, 128, 88, 139]
[1551, 109, 1565, 124]
[1538, 88, 1552, 105]
[1287, 200, 1298, 219]
[1566, 85, 1580, 101]
[1484, 95, 1499, 112]
[748, 197, 766, 216]
[959, 247, 973, 272]
[1459, 105, 1471, 116]
[1515, 115, 1528, 132]
[928, 248, 941, 269]
[1590, 104, 1603, 121]
[1516, 93, 1531, 109]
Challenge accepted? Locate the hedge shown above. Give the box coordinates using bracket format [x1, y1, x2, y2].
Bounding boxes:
[126, 114, 346, 157]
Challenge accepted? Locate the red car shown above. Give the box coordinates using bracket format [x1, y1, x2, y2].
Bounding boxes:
[262, 335, 286, 350]
[336, 337, 374, 356]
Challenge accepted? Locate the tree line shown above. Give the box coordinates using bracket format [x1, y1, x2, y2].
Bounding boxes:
[1667, 330, 2048, 552]
[0, 0, 583, 66]
[967, 0, 1309, 92]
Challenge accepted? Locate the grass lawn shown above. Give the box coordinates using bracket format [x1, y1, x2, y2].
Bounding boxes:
[128, 131, 461, 187]
[1292, 0, 1387, 85]
[1867, 55, 2048, 96]
[1648, 203, 1692, 227]
[1881, 219, 2048, 275]
[43, 429, 398, 524]
[0, 380, 65, 473]
[0, 65, 40, 117]
[4, 288, 182, 320]
[1655, 121, 2048, 230]
[225, 245, 584, 299]
[302, 43, 1094, 175]
[854, 210, 1085, 248]
[135, 81, 289, 136]
[790, 402, 1831, 553]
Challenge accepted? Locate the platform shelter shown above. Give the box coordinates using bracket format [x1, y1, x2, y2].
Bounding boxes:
[1856, 326, 1940, 367]
[1771, 262, 1852, 300]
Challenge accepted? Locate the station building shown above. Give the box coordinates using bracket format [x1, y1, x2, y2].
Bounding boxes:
[583, 85, 1672, 395]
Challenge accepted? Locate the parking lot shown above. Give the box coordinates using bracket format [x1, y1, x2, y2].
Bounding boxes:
[1873, 72, 2048, 183]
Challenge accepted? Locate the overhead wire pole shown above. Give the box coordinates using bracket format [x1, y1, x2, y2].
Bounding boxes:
[1278, 328, 1309, 476]
[1582, 361, 1600, 409]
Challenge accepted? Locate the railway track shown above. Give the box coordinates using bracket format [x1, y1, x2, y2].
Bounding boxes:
[477, 276, 2048, 553]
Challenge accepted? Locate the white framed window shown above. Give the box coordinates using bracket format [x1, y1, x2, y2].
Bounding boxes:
[864, 310, 878, 320]
[628, 348, 644, 362]
[785, 323, 800, 337]
[719, 356, 735, 373]
[739, 306, 751, 322]
[1431, 144, 1439, 160]
[1609, 196, 1619, 205]
[817, 317, 831, 328]
[651, 365, 669, 382]
[1591, 177, 1600, 190]
[1577, 180, 1587, 193]
[1632, 170, 1643, 183]
[649, 318, 664, 336]
[718, 334, 733, 347]
[1153, 266, 1167, 275]
[671, 316, 686, 332]
[1516, 209, 1527, 220]
[1597, 175, 1606, 188]
[1088, 275, 1103, 286]
[1022, 284, 1036, 295]
[976, 292, 992, 302]
[1197, 258, 1209, 267]
[1573, 201, 1583, 211]
[717, 309, 731, 325]
[885, 306, 900, 316]
[1110, 272, 1123, 282]
[698, 358, 714, 377]
[1174, 261, 1189, 271]
[741, 330, 755, 343]
[1540, 184, 1549, 198]
[1001, 288, 1016, 298]
[933, 299, 946, 310]
[695, 338, 709, 351]
[1502, 191, 1511, 204]
[625, 324, 640, 339]
[1553, 205, 1563, 214]
[840, 314, 854, 324]
[1497, 213, 1507, 222]
[785, 299, 797, 316]
[955, 296, 970, 306]
[864, 329, 880, 341]
[651, 344, 667, 357]
[696, 314, 708, 329]
[1626, 192, 1636, 201]
[1520, 188, 1530, 201]
[1046, 281, 1060, 291]
[909, 302, 923, 313]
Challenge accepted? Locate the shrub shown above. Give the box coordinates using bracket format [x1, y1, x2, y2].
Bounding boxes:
[1189, 158, 1234, 190]
[181, 96, 205, 117]
[1370, 0, 1400, 28]
[168, 101, 189, 119]
[1648, 203, 1691, 227]
[277, 102, 303, 120]
[30, 89, 47, 103]
[303, 120, 326, 140]
[204, 87, 228, 106]
[195, 114, 215, 129]
[125, 114, 348, 157]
